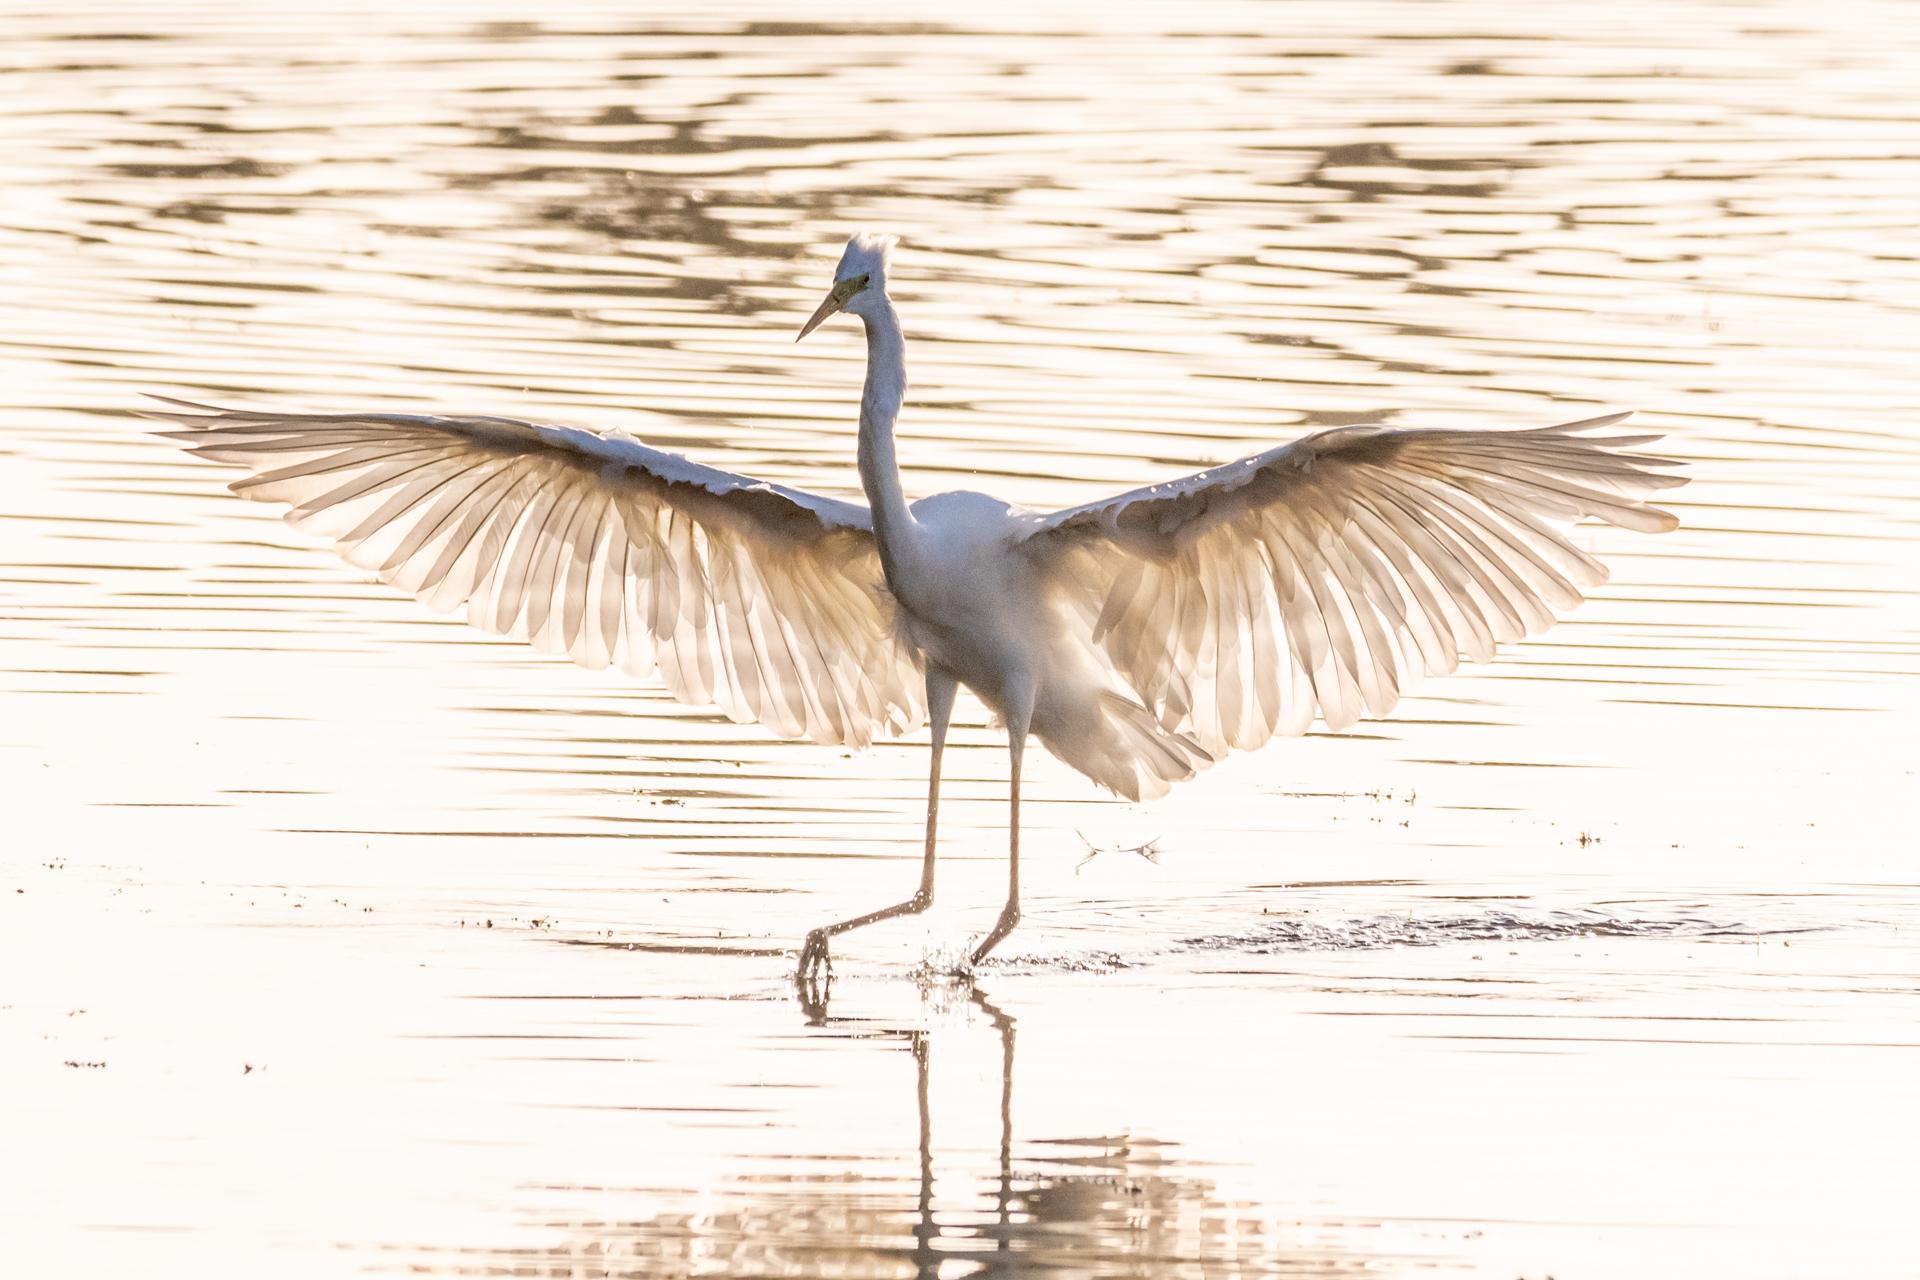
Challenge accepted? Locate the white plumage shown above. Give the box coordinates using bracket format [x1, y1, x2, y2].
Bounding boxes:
[153, 402, 924, 748]
[157, 230, 1686, 978]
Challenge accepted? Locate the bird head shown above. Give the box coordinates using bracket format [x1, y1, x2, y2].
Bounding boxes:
[796, 231, 895, 340]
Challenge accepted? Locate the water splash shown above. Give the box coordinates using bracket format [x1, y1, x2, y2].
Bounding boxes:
[1177, 907, 1813, 955]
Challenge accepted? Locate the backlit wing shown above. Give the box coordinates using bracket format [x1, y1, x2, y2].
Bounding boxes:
[1024, 413, 1685, 756]
[153, 398, 924, 746]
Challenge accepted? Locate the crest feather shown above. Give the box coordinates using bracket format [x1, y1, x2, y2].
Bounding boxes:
[836, 230, 897, 284]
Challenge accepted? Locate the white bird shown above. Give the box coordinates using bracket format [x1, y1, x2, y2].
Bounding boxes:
[154, 231, 1687, 980]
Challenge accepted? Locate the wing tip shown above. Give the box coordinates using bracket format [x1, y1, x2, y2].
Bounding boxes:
[136, 393, 235, 432]
[1552, 410, 1637, 433]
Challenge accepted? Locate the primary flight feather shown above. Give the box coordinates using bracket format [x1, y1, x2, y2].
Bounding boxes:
[156, 230, 1687, 978]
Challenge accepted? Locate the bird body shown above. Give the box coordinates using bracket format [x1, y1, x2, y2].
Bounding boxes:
[893, 490, 1037, 712]
[890, 487, 1201, 802]
[156, 230, 1686, 980]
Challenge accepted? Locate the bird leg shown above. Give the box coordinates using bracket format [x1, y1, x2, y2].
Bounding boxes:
[969, 729, 1025, 966]
[797, 670, 956, 983]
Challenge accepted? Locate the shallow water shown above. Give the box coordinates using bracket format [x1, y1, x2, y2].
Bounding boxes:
[3, 2, 1918, 1275]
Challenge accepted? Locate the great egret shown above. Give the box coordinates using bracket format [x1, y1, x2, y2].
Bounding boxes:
[154, 230, 1686, 979]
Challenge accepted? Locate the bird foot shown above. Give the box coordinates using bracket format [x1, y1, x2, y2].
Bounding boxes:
[794, 929, 834, 1021]
[797, 927, 832, 979]
[967, 906, 1021, 967]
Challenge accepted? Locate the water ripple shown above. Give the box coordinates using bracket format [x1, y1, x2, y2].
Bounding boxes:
[1177, 907, 1815, 955]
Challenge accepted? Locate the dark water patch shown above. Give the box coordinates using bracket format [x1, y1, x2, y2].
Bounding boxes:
[552, 936, 791, 958]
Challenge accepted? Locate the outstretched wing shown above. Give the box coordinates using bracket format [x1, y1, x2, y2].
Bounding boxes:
[153, 398, 924, 747]
[1023, 412, 1686, 756]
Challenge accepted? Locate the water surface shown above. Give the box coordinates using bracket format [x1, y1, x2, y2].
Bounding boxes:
[3, 3, 1918, 1276]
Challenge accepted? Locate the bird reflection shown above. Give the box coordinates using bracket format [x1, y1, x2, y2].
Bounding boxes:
[484, 983, 1370, 1277]
[799, 978, 1037, 1275]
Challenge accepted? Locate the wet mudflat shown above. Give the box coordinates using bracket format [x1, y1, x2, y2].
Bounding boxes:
[3, 3, 1918, 1276]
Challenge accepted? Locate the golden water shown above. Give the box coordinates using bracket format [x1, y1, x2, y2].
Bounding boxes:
[3, 3, 1918, 1275]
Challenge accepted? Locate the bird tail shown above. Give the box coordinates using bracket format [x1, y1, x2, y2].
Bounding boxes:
[1038, 691, 1214, 803]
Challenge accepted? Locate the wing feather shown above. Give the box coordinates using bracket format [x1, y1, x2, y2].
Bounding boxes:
[1027, 413, 1684, 756]
[154, 398, 923, 747]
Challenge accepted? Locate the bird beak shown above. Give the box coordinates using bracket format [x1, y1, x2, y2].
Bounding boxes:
[795, 277, 860, 342]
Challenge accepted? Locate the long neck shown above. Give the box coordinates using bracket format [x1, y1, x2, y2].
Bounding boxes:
[856, 297, 916, 568]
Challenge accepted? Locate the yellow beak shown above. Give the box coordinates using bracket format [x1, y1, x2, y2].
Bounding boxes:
[795, 276, 863, 342]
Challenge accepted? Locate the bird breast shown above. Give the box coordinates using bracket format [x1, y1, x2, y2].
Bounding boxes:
[891, 490, 1046, 706]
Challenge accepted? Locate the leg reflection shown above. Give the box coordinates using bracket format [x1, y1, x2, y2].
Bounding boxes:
[800, 982, 1017, 1279]
[915, 988, 1016, 1278]
[969, 988, 1017, 1263]
[910, 1027, 935, 1278]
